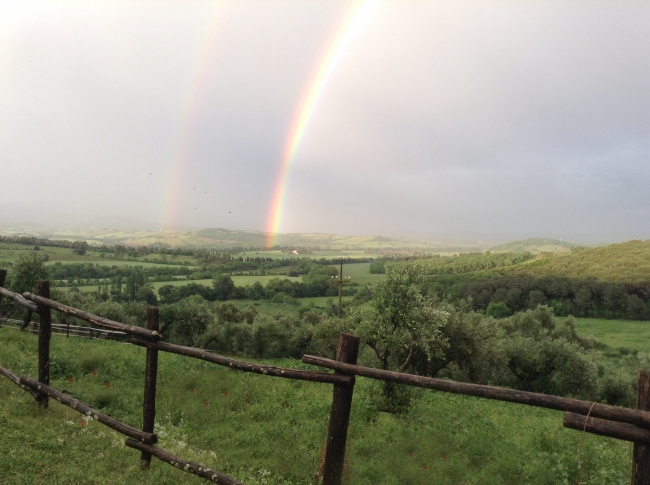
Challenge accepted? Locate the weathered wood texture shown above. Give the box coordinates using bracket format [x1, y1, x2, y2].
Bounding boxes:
[130, 338, 351, 385]
[0, 270, 5, 326]
[633, 371, 650, 485]
[37, 280, 51, 408]
[563, 412, 650, 445]
[23, 292, 159, 340]
[0, 287, 39, 312]
[302, 354, 650, 429]
[140, 307, 160, 469]
[0, 365, 41, 399]
[0, 269, 6, 308]
[21, 309, 34, 330]
[1, 318, 127, 340]
[125, 439, 245, 485]
[19, 375, 157, 444]
[322, 333, 360, 485]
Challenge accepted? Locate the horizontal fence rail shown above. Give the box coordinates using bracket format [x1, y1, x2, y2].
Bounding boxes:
[1, 318, 128, 340]
[0, 365, 41, 399]
[125, 439, 244, 485]
[19, 375, 157, 444]
[23, 292, 159, 341]
[302, 354, 650, 430]
[0, 287, 39, 312]
[131, 338, 352, 385]
[564, 412, 650, 445]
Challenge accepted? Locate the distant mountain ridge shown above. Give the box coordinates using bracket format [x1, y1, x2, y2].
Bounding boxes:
[489, 238, 579, 254]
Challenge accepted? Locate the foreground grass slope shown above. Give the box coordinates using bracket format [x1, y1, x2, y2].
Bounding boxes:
[0, 329, 631, 485]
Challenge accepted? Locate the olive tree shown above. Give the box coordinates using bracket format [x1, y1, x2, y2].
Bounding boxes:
[9, 252, 49, 293]
[357, 263, 449, 373]
[354, 264, 449, 412]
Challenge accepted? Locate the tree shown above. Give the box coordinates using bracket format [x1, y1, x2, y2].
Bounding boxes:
[354, 263, 449, 412]
[574, 287, 593, 316]
[627, 294, 650, 320]
[356, 264, 449, 373]
[527, 290, 547, 309]
[160, 298, 213, 346]
[486, 301, 512, 318]
[212, 274, 235, 301]
[9, 252, 48, 293]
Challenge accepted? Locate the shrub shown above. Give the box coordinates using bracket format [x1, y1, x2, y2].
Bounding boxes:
[485, 301, 513, 318]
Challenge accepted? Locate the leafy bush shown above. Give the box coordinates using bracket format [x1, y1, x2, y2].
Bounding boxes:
[485, 301, 513, 318]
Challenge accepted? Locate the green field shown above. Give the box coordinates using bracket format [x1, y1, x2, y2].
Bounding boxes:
[572, 318, 650, 354]
[341, 263, 384, 286]
[236, 250, 382, 260]
[62, 275, 307, 295]
[59, 264, 382, 296]
[0, 243, 197, 268]
[0, 329, 630, 484]
[46, 260, 196, 269]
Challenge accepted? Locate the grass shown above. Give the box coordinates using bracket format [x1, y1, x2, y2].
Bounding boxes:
[46, 260, 196, 269]
[236, 250, 383, 260]
[0, 242, 197, 267]
[571, 318, 650, 355]
[61, 275, 306, 295]
[0, 328, 632, 484]
[341, 263, 384, 286]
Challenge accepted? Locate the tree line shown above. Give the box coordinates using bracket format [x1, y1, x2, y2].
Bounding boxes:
[426, 275, 650, 320]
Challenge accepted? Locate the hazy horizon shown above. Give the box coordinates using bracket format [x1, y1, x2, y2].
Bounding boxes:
[2, 1, 649, 242]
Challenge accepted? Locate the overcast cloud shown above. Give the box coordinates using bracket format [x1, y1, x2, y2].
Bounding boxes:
[0, 0, 648, 242]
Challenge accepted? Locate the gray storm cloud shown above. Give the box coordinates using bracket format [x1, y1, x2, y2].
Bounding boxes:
[0, 1, 648, 242]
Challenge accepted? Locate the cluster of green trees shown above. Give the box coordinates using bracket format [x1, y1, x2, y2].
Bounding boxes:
[49, 262, 193, 282]
[370, 251, 534, 275]
[157, 269, 360, 305]
[453, 275, 650, 320]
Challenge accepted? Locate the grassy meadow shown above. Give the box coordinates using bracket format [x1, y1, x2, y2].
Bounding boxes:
[572, 318, 650, 355]
[0, 328, 631, 485]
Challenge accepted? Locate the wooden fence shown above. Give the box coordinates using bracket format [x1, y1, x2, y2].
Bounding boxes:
[1, 270, 650, 484]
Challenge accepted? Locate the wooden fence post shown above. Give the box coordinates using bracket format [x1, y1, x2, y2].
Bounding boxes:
[633, 370, 650, 484]
[140, 307, 159, 469]
[37, 280, 51, 408]
[0, 269, 6, 328]
[322, 333, 360, 485]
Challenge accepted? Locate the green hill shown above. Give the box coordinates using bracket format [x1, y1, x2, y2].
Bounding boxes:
[489, 238, 579, 254]
[516, 239, 650, 283]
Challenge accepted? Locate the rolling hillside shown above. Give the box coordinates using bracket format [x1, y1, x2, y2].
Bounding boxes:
[489, 238, 579, 254]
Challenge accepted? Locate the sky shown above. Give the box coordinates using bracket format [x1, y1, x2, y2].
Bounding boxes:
[0, 0, 649, 243]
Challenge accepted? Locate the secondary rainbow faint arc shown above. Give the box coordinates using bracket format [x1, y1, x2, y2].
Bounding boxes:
[162, 7, 223, 231]
[265, 0, 375, 248]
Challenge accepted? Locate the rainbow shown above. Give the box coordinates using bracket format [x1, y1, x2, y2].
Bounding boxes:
[265, 0, 375, 248]
[162, 6, 223, 231]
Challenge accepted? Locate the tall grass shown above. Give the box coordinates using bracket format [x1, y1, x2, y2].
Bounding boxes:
[0, 329, 631, 484]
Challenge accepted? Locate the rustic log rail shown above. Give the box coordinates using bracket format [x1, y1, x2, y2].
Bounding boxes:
[2, 273, 650, 483]
[125, 439, 244, 485]
[0, 318, 128, 339]
[19, 375, 157, 444]
[302, 354, 650, 430]
[0, 287, 39, 312]
[131, 337, 351, 385]
[23, 292, 159, 341]
[564, 412, 650, 445]
[0, 365, 41, 399]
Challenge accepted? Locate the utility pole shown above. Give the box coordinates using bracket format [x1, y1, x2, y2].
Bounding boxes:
[331, 257, 350, 318]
